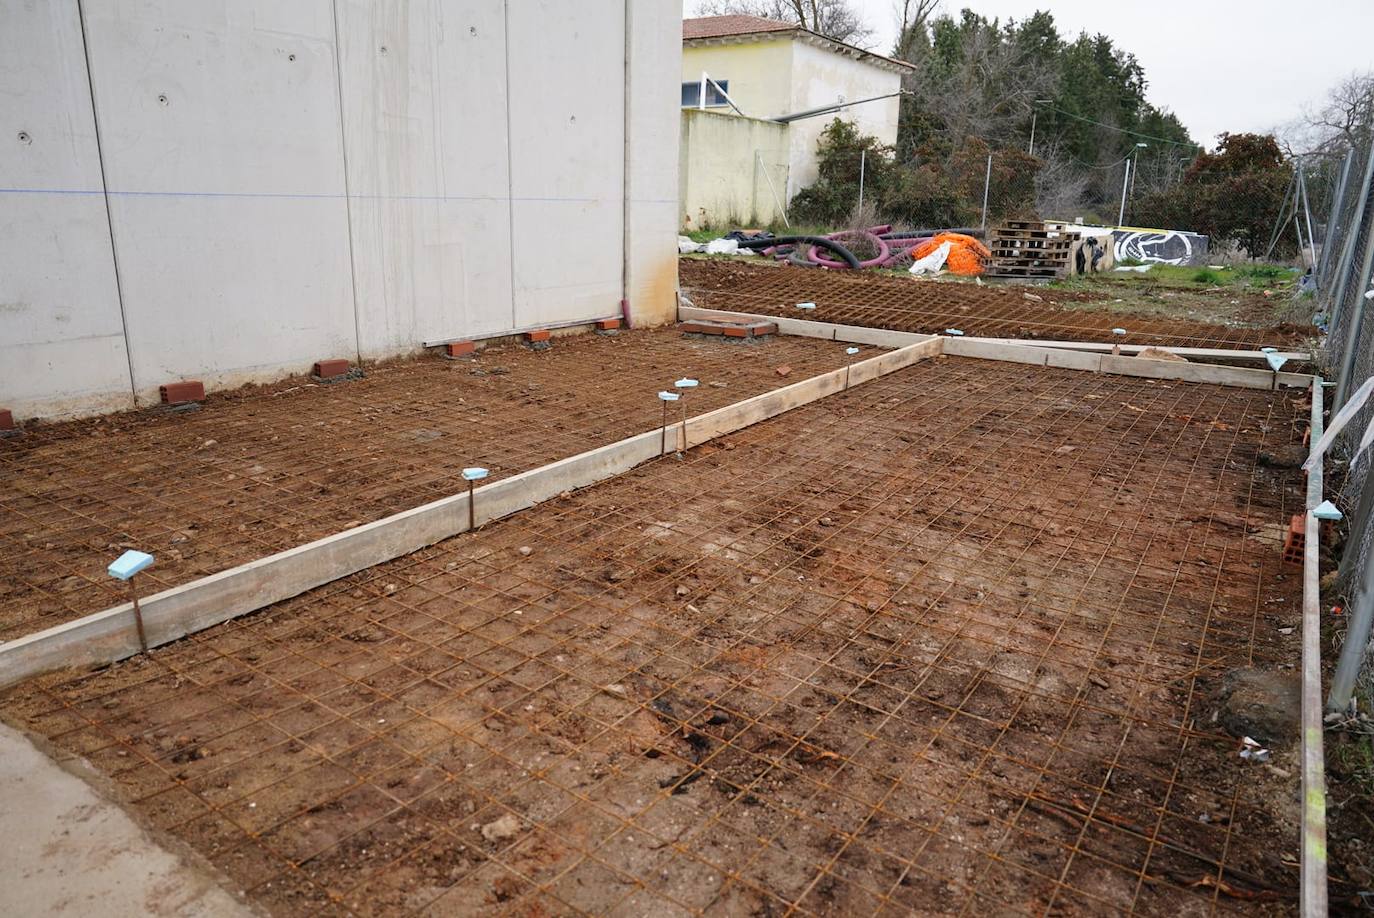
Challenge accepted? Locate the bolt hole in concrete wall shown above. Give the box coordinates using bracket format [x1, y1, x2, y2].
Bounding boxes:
[0, 0, 682, 421]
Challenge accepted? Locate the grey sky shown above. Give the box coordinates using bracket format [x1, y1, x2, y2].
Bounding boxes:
[684, 0, 1374, 148]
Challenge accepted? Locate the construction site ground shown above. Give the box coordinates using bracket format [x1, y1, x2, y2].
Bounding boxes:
[0, 329, 853, 642]
[680, 257, 1315, 350]
[3, 355, 1311, 916]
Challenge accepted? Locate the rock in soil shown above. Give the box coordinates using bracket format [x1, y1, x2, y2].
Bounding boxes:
[1257, 445, 1308, 469]
[481, 813, 523, 842]
[1213, 668, 1300, 745]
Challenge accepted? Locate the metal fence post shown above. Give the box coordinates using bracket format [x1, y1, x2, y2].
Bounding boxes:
[858, 148, 866, 214]
[1327, 145, 1374, 331]
[1332, 220, 1374, 412]
[980, 153, 992, 233]
[1298, 156, 1318, 279]
[1328, 522, 1374, 713]
[1318, 149, 1354, 283]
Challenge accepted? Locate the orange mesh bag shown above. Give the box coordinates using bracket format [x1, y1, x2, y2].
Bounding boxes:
[911, 232, 991, 276]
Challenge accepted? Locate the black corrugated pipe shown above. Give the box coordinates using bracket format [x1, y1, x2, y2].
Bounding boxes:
[736, 235, 861, 269]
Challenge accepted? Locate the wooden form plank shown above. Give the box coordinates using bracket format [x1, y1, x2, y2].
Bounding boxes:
[1301, 378, 1328, 918]
[957, 336, 1306, 365]
[0, 338, 942, 689]
[942, 337, 1313, 389]
[677, 305, 935, 348]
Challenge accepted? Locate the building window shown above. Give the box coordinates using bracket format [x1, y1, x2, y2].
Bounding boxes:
[681, 80, 730, 108]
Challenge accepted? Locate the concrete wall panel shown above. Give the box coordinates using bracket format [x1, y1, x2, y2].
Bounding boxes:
[506, 0, 625, 328]
[626, 0, 683, 327]
[80, 0, 357, 399]
[336, 0, 514, 350]
[0, 1, 133, 417]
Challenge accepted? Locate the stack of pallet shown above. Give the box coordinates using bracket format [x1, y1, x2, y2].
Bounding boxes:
[985, 220, 1079, 280]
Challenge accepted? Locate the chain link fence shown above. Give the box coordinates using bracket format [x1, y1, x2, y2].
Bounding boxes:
[1315, 130, 1374, 714]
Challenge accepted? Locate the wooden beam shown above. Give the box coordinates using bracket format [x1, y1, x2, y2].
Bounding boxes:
[955, 336, 1307, 365]
[1301, 378, 1328, 918]
[677, 304, 935, 348]
[0, 339, 942, 689]
[941, 337, 1313, 389]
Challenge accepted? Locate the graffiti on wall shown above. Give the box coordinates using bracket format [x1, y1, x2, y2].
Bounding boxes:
[1111, 229, 1210, 266]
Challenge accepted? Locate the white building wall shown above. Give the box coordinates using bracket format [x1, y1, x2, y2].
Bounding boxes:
[335, 0, 515, 350]
[785, 41, 902, 199]
[0, 1, 133, 418]
[0, 0, 680, 421]
[79, 1, 358, 404]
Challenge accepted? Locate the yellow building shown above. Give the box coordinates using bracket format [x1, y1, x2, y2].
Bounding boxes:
[680, 14, 912, 229]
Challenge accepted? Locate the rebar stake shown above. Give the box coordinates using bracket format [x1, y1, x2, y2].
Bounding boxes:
[462, 467, 489, 530]
[658, 391, 679, 455]
[675, 378, 698, 453]
[844, 347, 860, 390]
[108, 549, 155, 654]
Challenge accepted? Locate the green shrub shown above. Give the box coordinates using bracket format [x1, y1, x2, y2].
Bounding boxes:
[1192, 268, 1226, 285]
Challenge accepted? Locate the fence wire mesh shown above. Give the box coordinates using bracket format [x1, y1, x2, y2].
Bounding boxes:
[1315, 131, 1374, 712]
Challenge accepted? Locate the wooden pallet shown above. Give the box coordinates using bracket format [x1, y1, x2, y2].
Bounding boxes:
[986, 221, 1079, 279]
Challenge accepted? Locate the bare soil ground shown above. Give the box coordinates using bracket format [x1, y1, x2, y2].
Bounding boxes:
[0, 329, 850, 641]
[680, 258, 1315, 350]
[4, 356, 1311, 915]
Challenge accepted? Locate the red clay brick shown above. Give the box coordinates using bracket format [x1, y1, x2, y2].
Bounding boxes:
[313, 358, 350, 379]
[1281, 513, 1305, 566]
[525, 329, 552, 343]
[596, 318, 621, 331]
[722, 325, 748, 338]
[444, 341, 476, 358]
[159, 380, 205, 405]
[0, 409, 14, 431]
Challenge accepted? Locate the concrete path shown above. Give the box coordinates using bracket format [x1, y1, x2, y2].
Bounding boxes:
[0, 722, 254, 917]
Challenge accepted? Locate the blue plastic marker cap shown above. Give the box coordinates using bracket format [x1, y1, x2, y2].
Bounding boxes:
[108, 549, 154, 581]
[675, 378, 699, 388]
[1265, 353, 1288, 372]
[1112, 327, 1127, 335]
[796, 302, 816, 310]
[658, 391, 679, 401]
[846, 347, 860, 355]
[1260, 346, 1277, 353]
[944, 328, 964, 336]
[461, 467, 489, 481]
[1313, 500, 1343, 521]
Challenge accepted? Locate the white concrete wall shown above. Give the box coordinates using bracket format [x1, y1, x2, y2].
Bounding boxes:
[0, 1, 133, 417]
[680, 109, 789, 230]
[786, 41, 901, 198]
[0, 0, 680, 420]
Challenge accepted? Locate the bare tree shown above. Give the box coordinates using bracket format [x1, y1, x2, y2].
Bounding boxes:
[892, 0, 939, 60]
[691, 0, 873, 47]
[1304, 70, 1374, 152]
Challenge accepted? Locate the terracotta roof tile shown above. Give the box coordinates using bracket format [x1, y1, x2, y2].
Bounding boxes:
[682, 15, 796, 41]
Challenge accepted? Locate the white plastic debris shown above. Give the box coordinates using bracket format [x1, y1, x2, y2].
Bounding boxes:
[678, 235, 704, 254]
[704, 238, 741, 255]
[908, 240, 952, 275]
[1239, 736, 1270, 763]
[1113, 264, 1153, 273]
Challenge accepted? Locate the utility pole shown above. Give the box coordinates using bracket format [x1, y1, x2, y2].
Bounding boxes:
[1027, 100, 1051, 157]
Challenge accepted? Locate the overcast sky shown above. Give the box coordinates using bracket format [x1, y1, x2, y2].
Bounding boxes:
[684, 0, 1374, 148]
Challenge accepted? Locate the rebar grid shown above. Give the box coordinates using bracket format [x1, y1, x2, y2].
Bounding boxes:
[0, 328, 853, 641]
[3, 357, 1306, 916]
[681, 258, 1311, 350]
